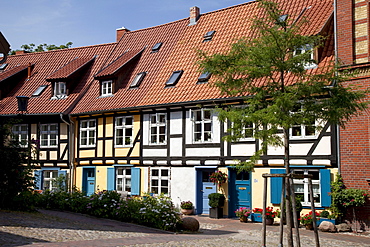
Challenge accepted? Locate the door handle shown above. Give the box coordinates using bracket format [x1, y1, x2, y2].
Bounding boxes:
[200, 190, 203, 192]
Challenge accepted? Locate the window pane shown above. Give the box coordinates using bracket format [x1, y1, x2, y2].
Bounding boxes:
[125, 117, 133, 126]
[125, 128, 132, 137]
[116, 118, 123, 126]
[126, 169, 131, 176]
[204, 110, 211, 120]
[292, 126, 301, 136]
[151, 135, 157, 144]
[151, 127, 157, 135]
[151, 179, 158, 186]
[161, 180, 168, 186]
[161, 188, 168, 194]
[151, 115, 157, 124]
[117, 169, 123, 175]
[161, 169, 168, 176]
[306, 125, 315, 136]
[159, 114, 166, 123]
[204, 123, 211, 132]
[152, 169, 159, 176]
[194, 111, 201, 121]
[194, 133, 201, 142]
[159, 134, 165, 143]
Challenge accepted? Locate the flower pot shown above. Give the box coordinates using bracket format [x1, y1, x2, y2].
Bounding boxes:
[251, 213, 262, 222]
[209, 207, 223, 219]
[240, 215, 248, 222]
[181, 208, 193, 215]
[265, 218, 274, 225]
[305, 223, 314, 230]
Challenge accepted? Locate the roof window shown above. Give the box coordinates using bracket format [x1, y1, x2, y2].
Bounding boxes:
[151, 42, 163, 53]
[197, 72, 211, 83]
[130, 72, 147, 88]
[0, 63, 8, 70]
[165, 70, 183, 87]
[203, 31, 216, 42]
[32, 85, 48, 97]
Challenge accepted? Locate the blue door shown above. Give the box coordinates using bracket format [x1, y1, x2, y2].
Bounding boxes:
[83, 168, 95, 196]
[196, 169, 216, 214]
[229, 170, 251, 217]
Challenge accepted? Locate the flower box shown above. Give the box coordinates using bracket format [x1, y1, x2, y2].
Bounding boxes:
[251, 213, 262, 222]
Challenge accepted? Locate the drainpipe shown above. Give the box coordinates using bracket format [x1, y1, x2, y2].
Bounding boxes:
[60, 113, 75, 192]
[333, 0, 341, 173]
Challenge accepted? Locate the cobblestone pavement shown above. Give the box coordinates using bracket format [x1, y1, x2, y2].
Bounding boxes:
[0, 209, 369, 246]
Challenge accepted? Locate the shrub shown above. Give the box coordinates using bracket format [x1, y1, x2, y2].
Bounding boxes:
[208, 193, 225, 208]
[180, 201, 193, 209]
[320, 210, 330, 218]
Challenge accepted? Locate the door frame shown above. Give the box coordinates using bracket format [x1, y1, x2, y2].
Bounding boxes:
[228, 167, 252, 217]
[195, 166, 217, 215]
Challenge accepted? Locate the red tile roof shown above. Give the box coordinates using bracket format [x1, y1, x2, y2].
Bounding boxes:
[46, 56, 96, 81]
[0, 65, 28, 82]
[0, 0, 334, 116]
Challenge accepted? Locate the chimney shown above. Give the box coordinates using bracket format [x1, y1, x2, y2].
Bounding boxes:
[116, 27, 130, 42]
[189, 6, 200, 26]
[15, 50, 28, 55]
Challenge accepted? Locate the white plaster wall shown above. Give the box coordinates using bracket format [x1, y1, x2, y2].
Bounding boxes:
[143, 148, 167, 157]
[290, 143, 313, 155]
[230, 143, 256, 156]
[312, 136, 331, 155]
[170, 111, 182, 135]
[170, 138, 182, 157]
[185, 147, 220, 156]
[171, 167, 196, 209]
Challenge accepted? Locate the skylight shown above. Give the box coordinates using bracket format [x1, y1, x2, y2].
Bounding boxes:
[32, 85, 48, 97]
[130, 72, 147, 88]
[151, 42, 163, 53]
[0, 63, 8, 70]
[197, 72, 211, 83]
[165, 70, 183, 87]
[203, 31, 216, 42]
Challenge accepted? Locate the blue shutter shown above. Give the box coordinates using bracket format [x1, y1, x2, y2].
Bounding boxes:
[107, 167, 115, 191]
[270, 169, 285, 204]
[131, 167, 141, 196]
[34, 170, 42, 190]
[320, 169, 331, 207]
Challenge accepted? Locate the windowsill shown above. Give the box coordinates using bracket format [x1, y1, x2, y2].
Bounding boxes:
[115, 145, 134, 148]
[40, 146, 58, 148]
[290, 135, 317, 140]
[98, 94, 114, 98]
[149, 143, 167, 145]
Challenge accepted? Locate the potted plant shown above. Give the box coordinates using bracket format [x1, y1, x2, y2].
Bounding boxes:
[208, 193, 225, 219]
[180, 201, 193, 215]
[252, 207, 276, 224]
[235, 207, 251, 222]
[209, 171, 228, 188]
[316, 210, 337, 226]
[251, 207, 263, 222]
[300, 211, 320, 230]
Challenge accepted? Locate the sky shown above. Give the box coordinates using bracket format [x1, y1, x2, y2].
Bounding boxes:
[1, 0, 250, 52]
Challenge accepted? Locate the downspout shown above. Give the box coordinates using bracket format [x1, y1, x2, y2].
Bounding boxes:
[60, 113, 75, 192]
[333, 0, 341, 173]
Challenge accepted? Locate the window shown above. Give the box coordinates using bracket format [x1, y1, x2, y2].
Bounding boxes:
[32, 85, 48, 97]
[203, 30, 216, 42]
[40, 124, 58, 147]
[101, 80, 113, 96]
[293, 170, 321, 207]
[130, 72, 146, 88]
[43, 170, 58, 191]
[115, 116, 133, 147]
[192, 109, 212, 142]
[12, 124, 28, 146]
[165, 70, 183, 87]
[150, 168, 170, 195]
[151, 42, 163, 53]
[290, 105, 316, 139]
[116, 167, 131, 194]
[197, 71, 211, 83]
[80, 119, 96, 147]
[0, 63, 8, 70]
[150, 113, 166, 144]
[240, 121, 254, 140]
[294, 44, 317, 69]
[54, 82, 67, 98]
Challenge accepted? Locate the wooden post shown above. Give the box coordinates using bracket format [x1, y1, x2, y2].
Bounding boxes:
[308, 177, 320, 247]
[279, 178, 285, 247]
[289, 176, 301, 247]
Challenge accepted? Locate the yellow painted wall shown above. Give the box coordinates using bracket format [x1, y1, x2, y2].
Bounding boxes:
[218, 167, 229, 216]
[96, 166, 109, 192]
[60, 123, 68, 140]
[75, 167, 83, 191]
[80, 149, 95, 158]
[105, 117, 114, 137]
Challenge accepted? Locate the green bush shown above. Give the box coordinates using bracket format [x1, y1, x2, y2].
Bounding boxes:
[320, 210, 330, 218]
[208, 193, 225, 208]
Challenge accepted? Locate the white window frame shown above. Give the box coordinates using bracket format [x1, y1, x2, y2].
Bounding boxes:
[80, 119, 96, 147]
[12, 124, 28, 147]
[40, 123, 58, 147]
[53, 81, 67, 98]
[149, 113, 166, 144]
[116, 167, 132, 195]
[115, 116, 133, 147]
[191, 109, 213, 143]
[290, 106, 317, 139]
[101, 80, 113, 96]
[150, 167, 170, 195]
[43, 170, 58, 191]
[293, 169, 321, 207]
[294, 44, 317, 70]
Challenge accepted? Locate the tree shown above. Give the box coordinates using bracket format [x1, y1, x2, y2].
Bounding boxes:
[199, 1, 367, 246]
[0, 119, 37, 211]
[10, 42, 73, 54]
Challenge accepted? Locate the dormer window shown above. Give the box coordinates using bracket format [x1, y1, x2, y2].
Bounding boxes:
[165, 70, 183, 87]
[151, 42, 163, 53]
[130, 72, 147, 88]
[101, 80, 113, 96]
[53, 82, 67, 99]
[203, 31, 216, 42]
[0, 63, 7, 70]
[294, 44, 317, 69]
[197, 71, 211, 83]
